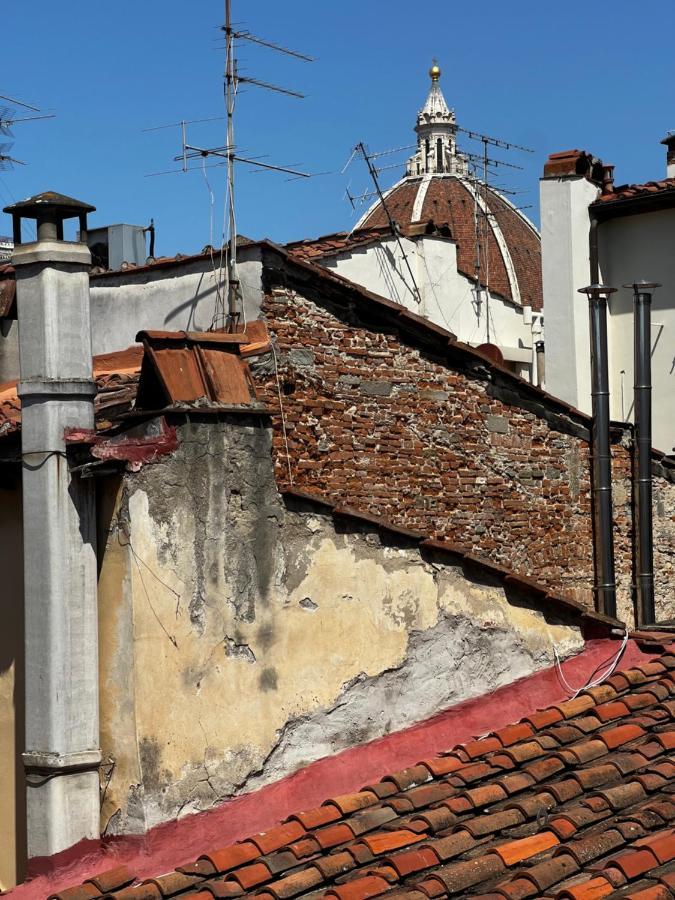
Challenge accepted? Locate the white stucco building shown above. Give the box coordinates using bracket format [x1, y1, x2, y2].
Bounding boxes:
[540, 142, 675, 453]
[287, 64, 545, 383]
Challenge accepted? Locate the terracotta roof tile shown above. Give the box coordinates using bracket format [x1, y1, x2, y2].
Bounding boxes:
[325, 874, 391, 900]
[556, 875, 615, 898]
[326, 792, 380, 816]
[53, 641, 675, 900]
[593, 177, 675, 205]
[202, 844, 260, 874]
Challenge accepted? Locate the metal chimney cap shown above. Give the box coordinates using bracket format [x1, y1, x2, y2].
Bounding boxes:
[622, 280, 662, 291]
[2, 191, 96, 218]
[578, 284, 617, 296]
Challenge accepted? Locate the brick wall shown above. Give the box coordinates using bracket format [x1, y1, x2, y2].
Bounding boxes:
[254, 275, 674, 625]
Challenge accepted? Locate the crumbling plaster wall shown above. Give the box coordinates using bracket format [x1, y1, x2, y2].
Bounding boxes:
[255, 284, 675, 625]
[97, 417, 584, 836]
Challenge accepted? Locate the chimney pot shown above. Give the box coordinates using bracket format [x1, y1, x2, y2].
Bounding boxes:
[660, 133, 675, 179]
[3, 191, 95, 246]
[601, 164, 615, 195]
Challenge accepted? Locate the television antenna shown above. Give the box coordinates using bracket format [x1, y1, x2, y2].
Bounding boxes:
[145, 0, 315, 330]
[349, 142, 423, 306]
[0, 94, 55, 171]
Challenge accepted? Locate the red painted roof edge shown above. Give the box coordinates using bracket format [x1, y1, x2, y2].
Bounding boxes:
[7, 637, 663, 899]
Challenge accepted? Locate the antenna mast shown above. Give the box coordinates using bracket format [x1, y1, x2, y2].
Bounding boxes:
[0, 94, 55, 172]
[224, 0, 239, 328]
[144, 6, 314, 329]
[354, 142, 422, 306]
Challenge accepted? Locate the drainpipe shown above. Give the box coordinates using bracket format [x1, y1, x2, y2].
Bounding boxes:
[625, 281, 660, 626]
[535, 340, 546, 389]
[578, 284, 617, 619]
[4, 192, 100, 858]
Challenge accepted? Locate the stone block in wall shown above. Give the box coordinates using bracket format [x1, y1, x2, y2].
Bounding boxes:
[486, 415, 509, 434]
[360, 381, 393, 397]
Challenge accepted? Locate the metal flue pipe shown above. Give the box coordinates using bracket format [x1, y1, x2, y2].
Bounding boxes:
[578, 284, 618, 618]
[624, 281, 660, 626]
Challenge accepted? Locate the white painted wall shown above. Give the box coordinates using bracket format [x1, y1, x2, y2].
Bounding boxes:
[323, 235, 536, 375]
[540, 176, 600, 414]
[88, 251, 263, 356]
[599, 209, 675, 452]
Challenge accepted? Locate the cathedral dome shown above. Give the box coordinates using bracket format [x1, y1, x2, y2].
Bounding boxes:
[355, 67, 542, 310]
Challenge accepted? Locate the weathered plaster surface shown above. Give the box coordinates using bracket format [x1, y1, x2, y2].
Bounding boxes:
[97, 417, 583, 837]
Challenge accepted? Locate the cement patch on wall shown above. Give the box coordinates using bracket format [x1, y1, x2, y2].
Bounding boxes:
[97, 418, 584, 836]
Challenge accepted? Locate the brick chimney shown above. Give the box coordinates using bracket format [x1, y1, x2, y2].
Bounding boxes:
[3, 192, 100, 858]
[661, 133, 675, 179]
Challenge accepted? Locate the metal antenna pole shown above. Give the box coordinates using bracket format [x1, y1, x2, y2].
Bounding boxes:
[357, 142, 422, 306]
[224, 0, 240, 329]
[482, 138, 491, 344]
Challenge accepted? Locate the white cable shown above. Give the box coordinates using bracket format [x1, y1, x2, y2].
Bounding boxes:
[553, 629, 629, 699]
[202, 157, 226, 328]
[271, 342, 293, 485]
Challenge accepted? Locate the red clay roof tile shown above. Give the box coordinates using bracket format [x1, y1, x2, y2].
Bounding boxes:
[492, 831, 559, 865]
[51, 641, 675, 900]
[606, 847, 660, 880]
[555, 875, 614, 899]
[384, 847, 440, 878]
[358, 831, 425, 856]
[326, 792, 379, 816]
[202, 844, 260, 874]
[325, 874, 391, 900]
[227, 863, 272, 890]
[599, 724, 647, 750]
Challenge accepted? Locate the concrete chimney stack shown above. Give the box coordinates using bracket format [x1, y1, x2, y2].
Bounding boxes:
[3, 192, 100, 858]
[661, 134, 675, 179]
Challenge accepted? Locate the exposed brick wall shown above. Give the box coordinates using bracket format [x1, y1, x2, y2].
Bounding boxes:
[254, 282, 674, 625]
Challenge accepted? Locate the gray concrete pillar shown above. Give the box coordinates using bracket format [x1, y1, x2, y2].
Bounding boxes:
[9, 201, 100, 858]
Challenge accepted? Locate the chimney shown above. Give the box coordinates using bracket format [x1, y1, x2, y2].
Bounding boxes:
[661, 133, 675, 179]
[625, 280, 660, 626]
[3, 192, 100, 858]
[601, 164, 615, 196]
[539, 151, 603, 414]
[578, 284, 618, 619]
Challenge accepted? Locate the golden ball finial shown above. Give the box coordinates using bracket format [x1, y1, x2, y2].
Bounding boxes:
[429, 60, 441, 82]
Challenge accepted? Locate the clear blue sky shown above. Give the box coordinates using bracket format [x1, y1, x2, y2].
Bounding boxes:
[1, 1, 673, 256]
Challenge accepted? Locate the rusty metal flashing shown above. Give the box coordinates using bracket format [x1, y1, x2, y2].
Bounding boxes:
[281, 488, 623, 636]
[136, 330, 259, 408]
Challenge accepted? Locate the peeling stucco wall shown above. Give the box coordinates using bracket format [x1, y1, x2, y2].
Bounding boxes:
[97, 416, 584, 838]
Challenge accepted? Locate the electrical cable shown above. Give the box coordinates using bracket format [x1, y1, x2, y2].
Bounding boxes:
[553, 629, 629, 699]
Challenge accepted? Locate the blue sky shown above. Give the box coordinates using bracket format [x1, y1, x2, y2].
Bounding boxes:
[1, 1, 673, 255]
